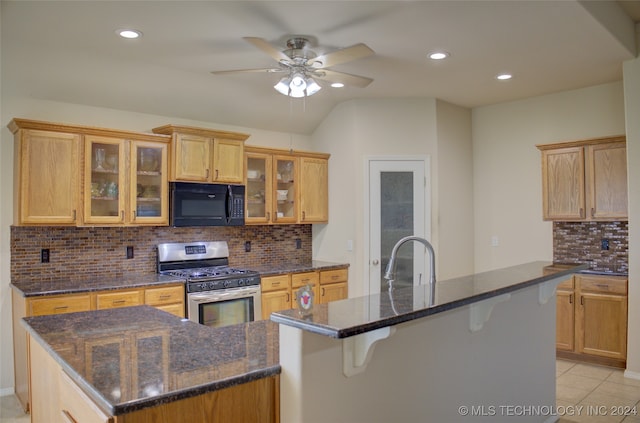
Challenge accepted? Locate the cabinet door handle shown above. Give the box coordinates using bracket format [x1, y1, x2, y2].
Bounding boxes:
[591, 207, 595, 217]
[302, 211, 306, 220]
[120, 210, 125, 220]
[72, 210, 77, 221]
[266, 212, 270, 221]
[215, 169, 219, 180]
[580, 296, 584, 306]
[286, 293, 290, 302]
[133, 210, 137, 219]
[569, 294, 573, 304]
[62, 410, 79, 423]
[321, 288, 325, 296]
[579, 208, 585, 218]
[205, 169, 210, 179]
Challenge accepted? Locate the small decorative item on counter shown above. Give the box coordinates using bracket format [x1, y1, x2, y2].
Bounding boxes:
[296, 284, 314, 316]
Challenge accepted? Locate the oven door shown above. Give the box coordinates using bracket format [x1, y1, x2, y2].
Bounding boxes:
[187, 285, 261, 328]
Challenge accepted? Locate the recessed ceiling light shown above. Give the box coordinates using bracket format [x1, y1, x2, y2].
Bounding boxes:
[117, 29, 142, 39]
[428, 51, 450, 60]
[331, 82, 345, 88]
[496, 73, 513, 80]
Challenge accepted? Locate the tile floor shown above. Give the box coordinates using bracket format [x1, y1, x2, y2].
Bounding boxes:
[1, 360, 640, 422]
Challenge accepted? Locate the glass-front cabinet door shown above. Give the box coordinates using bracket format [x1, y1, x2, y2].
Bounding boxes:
[84, 135, 126, 224]
[131, 140, 168, 225]
[245, 152, 272, 224]
[273, 156, 297, 224]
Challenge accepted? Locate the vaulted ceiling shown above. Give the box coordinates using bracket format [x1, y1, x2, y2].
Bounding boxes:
[2, 1, 639, 134]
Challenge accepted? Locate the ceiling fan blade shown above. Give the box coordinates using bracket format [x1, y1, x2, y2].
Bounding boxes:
[211, 68, 285, 75]
[307, 43, 374, 68]
[315, 69, 373, 88]
[243, 37, 291, 63]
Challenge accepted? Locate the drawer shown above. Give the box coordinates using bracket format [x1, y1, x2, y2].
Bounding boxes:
[557, 277, 574, 290]
[320, 268, 348, 285]
[59, 371, 111, 423]
[291, 271, 318, 289]
[155, 303, 185, 318]
[261, 274, 291, 292]
[28, 294, 91, 317]
[145, 285, 184, 306]
[95, 290, 142, 310]
[578, 275, 627, 295]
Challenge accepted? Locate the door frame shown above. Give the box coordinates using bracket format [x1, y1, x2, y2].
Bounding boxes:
[363, 155, 431, 297]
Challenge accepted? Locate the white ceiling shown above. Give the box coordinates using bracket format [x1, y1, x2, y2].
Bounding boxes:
[2, 1, 639, 135]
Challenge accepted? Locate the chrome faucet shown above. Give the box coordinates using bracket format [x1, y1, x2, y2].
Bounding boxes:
[384, 236, 436, 303]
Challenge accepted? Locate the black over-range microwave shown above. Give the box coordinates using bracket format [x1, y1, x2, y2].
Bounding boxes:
[170, 182, 245, 227]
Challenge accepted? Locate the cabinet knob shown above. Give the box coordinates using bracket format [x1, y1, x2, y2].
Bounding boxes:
[372, 259, 379, 265]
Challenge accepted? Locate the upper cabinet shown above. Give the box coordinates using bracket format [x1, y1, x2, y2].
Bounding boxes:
[11, 127, 82, 225]
[9, 118, 170, 226]
[152, 125, 248, 184]
[244, 146, 329, 225]
[537, 136, 627, 221]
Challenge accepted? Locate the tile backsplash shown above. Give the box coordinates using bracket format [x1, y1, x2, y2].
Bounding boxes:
[553, 221, 628, 273]
[11, 225, 312, 282]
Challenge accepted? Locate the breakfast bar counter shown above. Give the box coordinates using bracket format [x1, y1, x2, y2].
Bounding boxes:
[271, 261, 586, 423]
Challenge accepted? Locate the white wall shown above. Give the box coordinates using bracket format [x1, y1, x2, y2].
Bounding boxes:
[472, 82, 626, 273]
[623, 44, 640, 377]
[312, 98, 474, 297]
[0, 96, 313, 393]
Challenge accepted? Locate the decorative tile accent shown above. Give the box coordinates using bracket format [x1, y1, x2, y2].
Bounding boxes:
[553, 221, 628, 273]
[11, 225, 312, 282]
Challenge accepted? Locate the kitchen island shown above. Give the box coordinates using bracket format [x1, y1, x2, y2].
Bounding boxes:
[23, 305, 280, 422]
[271, 261, 586, 423]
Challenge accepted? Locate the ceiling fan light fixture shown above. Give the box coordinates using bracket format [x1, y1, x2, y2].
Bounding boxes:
[117, 29, 142, 39]
[306, 78, 322, 95]
[428, 51, 449, 60]
[331, 82, 345, 88]
[274, 77, 292, 95]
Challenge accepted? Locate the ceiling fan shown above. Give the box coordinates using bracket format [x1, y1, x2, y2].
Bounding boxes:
[211, 37, 375, 97]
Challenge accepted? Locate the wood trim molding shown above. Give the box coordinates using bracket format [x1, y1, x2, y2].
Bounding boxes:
[8, 118, 171, 143]
[245, 145, 330, 159]
[152, 124, 250, 141]
[536, 135, 626, 151]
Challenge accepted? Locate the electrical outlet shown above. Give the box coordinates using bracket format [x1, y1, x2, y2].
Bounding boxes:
[126, 246, 134, 259]
[245, 241, 251, 252]
[601, 239, 610, 250]
[41, 248, 50, 263]
[295, 238, 302, 249]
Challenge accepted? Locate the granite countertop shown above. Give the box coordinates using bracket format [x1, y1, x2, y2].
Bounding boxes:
[12, 261, 349, 297]
[271, 261, 587, 339]
[249, 260, 349, 276]
[23, 305, 280, 416]
[11, 273, 185, 297]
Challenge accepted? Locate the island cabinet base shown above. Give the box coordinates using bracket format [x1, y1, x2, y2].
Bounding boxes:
[278, 284, 558, 423]
[29, 337, 280, 423]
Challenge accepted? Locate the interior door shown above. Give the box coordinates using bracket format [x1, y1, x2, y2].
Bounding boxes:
[368, 159, 430, 295]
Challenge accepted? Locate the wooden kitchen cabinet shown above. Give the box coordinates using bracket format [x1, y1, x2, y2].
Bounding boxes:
[152, 124, 248, 184]
[555, 277, 575, 351]
[261, 274, 292, 320]
[292, 271, 320, 304]
[84, 135, 169, 225]
[537, 136, 627, 221]
[556, 274, 628, 367]
[28, 293, 92, 316]
[245, 146, 330, 225]
[94, 289, 143, 310]
[144, 284, 185, 317]
[299, 156, 329, 223]
[9, 118, 171, 227]
[10, 125, 81, 225]
[318, 268, 348, 304]
[576, 274, 627, 361]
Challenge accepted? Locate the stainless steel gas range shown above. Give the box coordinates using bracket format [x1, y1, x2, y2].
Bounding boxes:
[157, 241, 261, 328]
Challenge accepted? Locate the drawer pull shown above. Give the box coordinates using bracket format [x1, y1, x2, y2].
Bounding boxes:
[595, 284, 609, 289]
[272, 281, 281, 286]
[331, 275, 339, 280]
[301, 278, 310, 282]
[62, 409, 79, 423]
[112, 300, 126, 305]
[159, 294, 172, 300]
[54, 306, 69, 311]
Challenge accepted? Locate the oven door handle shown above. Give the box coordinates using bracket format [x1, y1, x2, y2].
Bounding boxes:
[189, 287, 259, 302]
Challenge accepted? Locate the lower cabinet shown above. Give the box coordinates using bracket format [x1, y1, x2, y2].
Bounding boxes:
[261, 267, 348, 319]
[556, 274, 628, 367]
[12, 283, 185, 413]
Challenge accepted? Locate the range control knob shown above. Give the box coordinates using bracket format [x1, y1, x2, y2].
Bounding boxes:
[238, 279, 245, 286]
